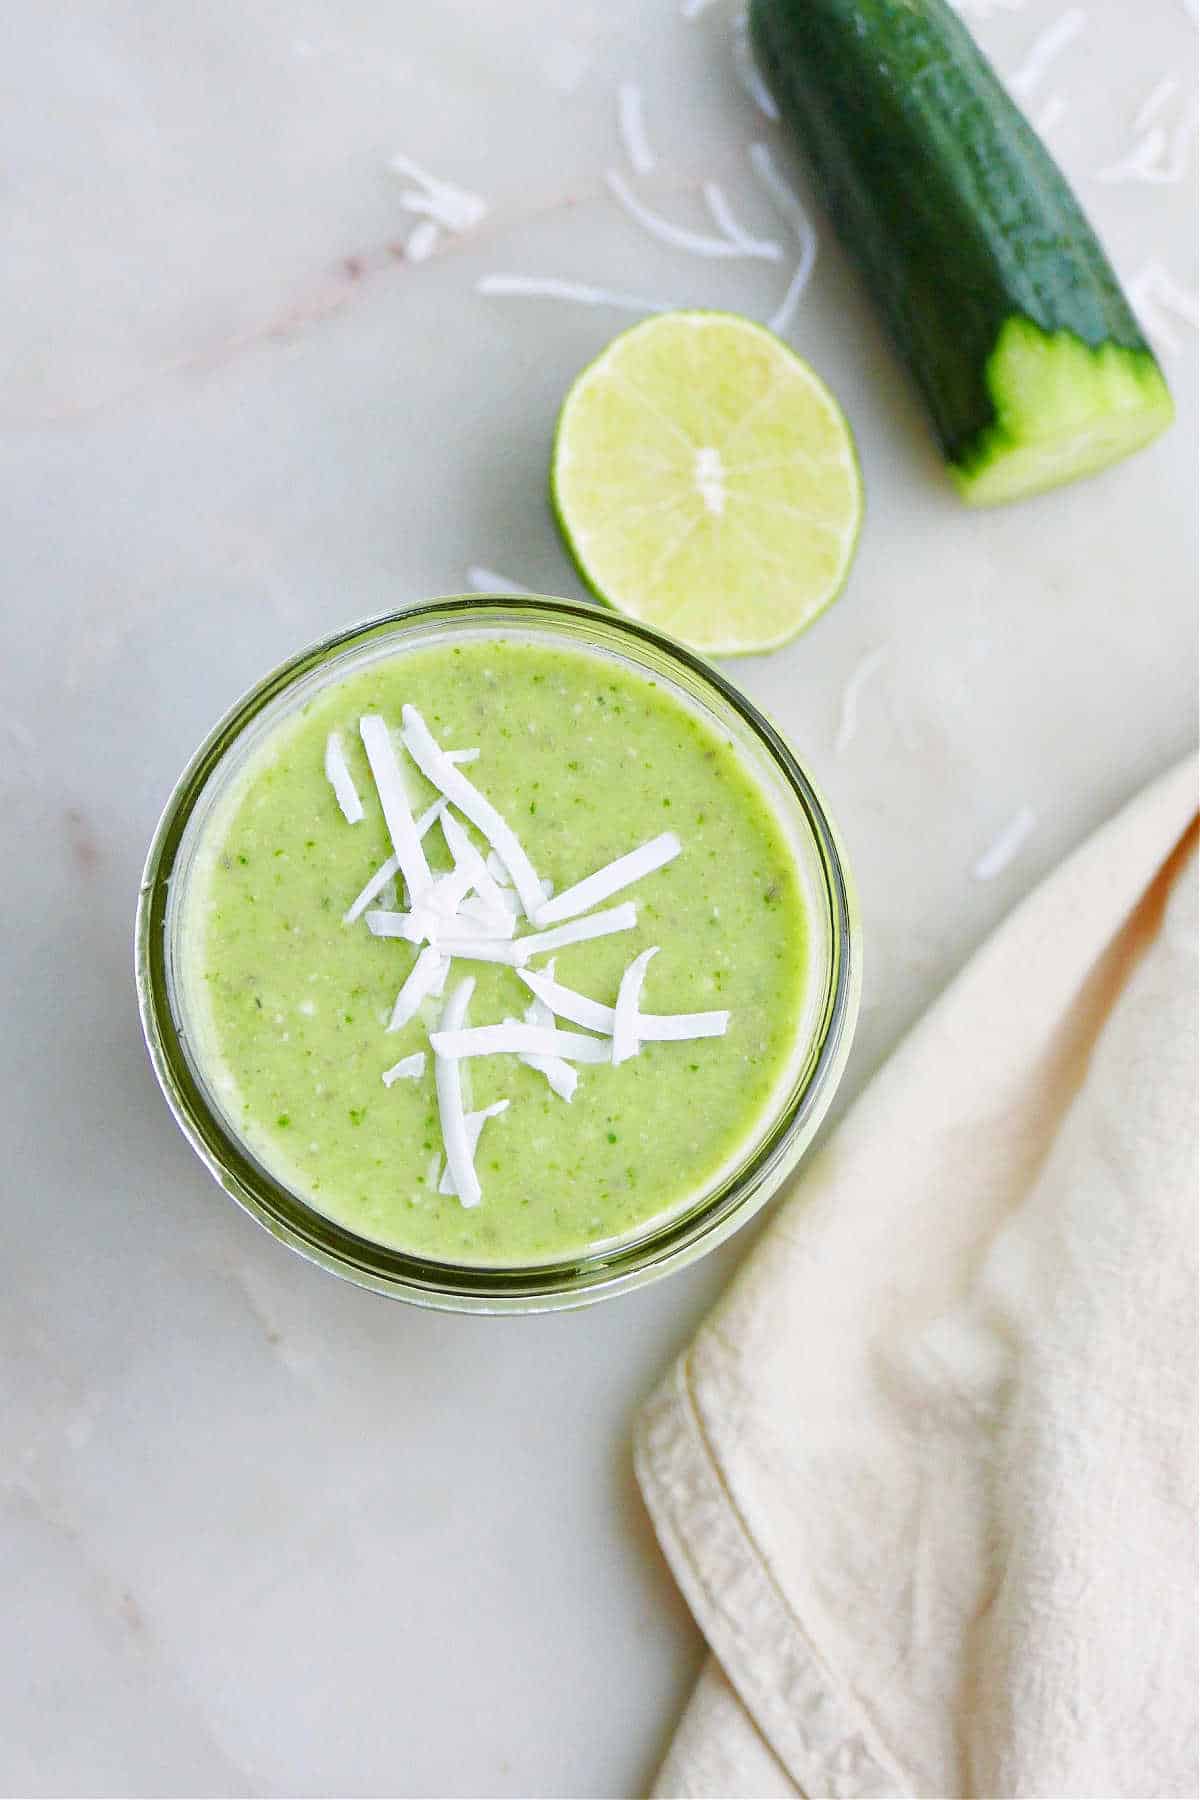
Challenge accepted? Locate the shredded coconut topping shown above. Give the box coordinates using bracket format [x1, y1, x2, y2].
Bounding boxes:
[388, 945, 449, 1032]
[365, 909, 428, 942]
[325, 695, 741, 1204]
[454, 898, 518, 940]
[731, 13, 781, 121]
[401, 704, 545, 918]
[613, 947, 659, 1064]
[359, 715, 432, 906]
[343, 798, 446, 923]
[518, 901, 639, 958]
[534, 836, 679, 925]
[405, 220, 441, 263]
[430, 1023, 612, 1064]
[439, 1100, 509, 1195]
[519, 961, 579, 1101]
[440, 810, 510, 917]
[517, 966, 728, 1042]
[435, 978, 480, 1207]
[434, 937, 531, 965]
[518, 967, 614, 1033]
[388, 151, 488, 234]
[324, 731, 364, 823]
[638, 1009, 729, 1043]
[382, 1052, 426, 1086]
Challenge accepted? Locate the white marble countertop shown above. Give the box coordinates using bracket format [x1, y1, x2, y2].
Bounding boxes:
[1, 2, 1195, 1794]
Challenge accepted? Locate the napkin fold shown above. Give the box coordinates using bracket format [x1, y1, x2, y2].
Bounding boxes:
[637, 756, 1198, 1800]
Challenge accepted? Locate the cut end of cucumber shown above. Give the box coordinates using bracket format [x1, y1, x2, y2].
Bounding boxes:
[952, 318, 1174, 507]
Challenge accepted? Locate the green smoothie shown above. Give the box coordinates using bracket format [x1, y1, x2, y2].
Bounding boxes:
[179, 635, 813, 1266]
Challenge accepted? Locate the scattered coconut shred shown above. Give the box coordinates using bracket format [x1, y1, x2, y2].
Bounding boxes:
[973, 805, 1037, 881]
[323, 701, 733, 1207]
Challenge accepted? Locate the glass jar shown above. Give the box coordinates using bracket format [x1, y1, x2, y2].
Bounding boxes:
[136, 596, 861, 1312]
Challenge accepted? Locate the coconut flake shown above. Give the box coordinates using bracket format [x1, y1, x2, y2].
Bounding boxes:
[436, 937, 530, 965]
[405, 219, 441, 263]
[612, 947, 659, 1064]
[618, 81, 655, 175]
[388, 151, 488, 233]
[359, 715, 433, 906]
[457, 896, 518, 939]
[972, 806, 1037, 881]
[438, 1100, 509, 1195]
[748, 142, 819, 334]
[1128, 262, 1199, 354]
[520, 1048, 578, 1101]
[401, 705, 545, 918]
[324, 731, 364, 824]
[440, 810, 510, 917]
[518, 901, 639, 959]
[365, 909, 428, 942]
[426, 813, 484, 921]
[835, 646, 889, 754]
[388, 945, 448, 1032]
[466, 564, 531, 596]
[477, 274, 680, 316]
[1034, 95, 1067, 135]
[342, 798, 446, 924]
[445, 748, 480, 765]
[519, 962, 579, 1100]
[533, 835, 679, 925]
[731, 13, 781, 121]
[382, 1052, 426, 1086]
[346, 860, 400, 924]
[1135, 75, 1180, 132]
[518, 968, 614, 1033]
[435, 977, 480, 1207]
[605, 167, 783, 263]
[430, 1023, 611, 1064]
[1007, 8, 1087, 102]
[517, 966, 728, 1041]
[427, 867, 474, 922]
[702, 183, 773, 259]
[640, 1009, 728, 1042]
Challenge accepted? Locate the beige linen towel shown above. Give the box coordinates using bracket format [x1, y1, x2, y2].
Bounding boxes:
[637, 756, 1198, 1800]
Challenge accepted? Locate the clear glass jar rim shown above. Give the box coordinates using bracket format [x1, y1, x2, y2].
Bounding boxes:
[135, 596, 861, 1312]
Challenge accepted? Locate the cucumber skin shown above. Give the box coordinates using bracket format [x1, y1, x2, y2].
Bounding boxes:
[749, 0, 1169, 487]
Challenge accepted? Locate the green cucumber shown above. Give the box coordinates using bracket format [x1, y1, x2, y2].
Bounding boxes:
[749, 0, 1174, 505]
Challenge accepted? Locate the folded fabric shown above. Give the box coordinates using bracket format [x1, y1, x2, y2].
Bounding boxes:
[637, 755, 1198, 1800]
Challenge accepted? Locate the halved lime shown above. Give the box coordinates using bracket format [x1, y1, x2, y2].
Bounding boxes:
[551, 310, 863, 656]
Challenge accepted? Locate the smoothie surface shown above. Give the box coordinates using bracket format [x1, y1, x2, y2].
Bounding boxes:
[180, 635, 812, 1265]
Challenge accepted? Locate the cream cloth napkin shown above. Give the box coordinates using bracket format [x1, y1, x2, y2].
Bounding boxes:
[636, 755, 1198, 1800]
